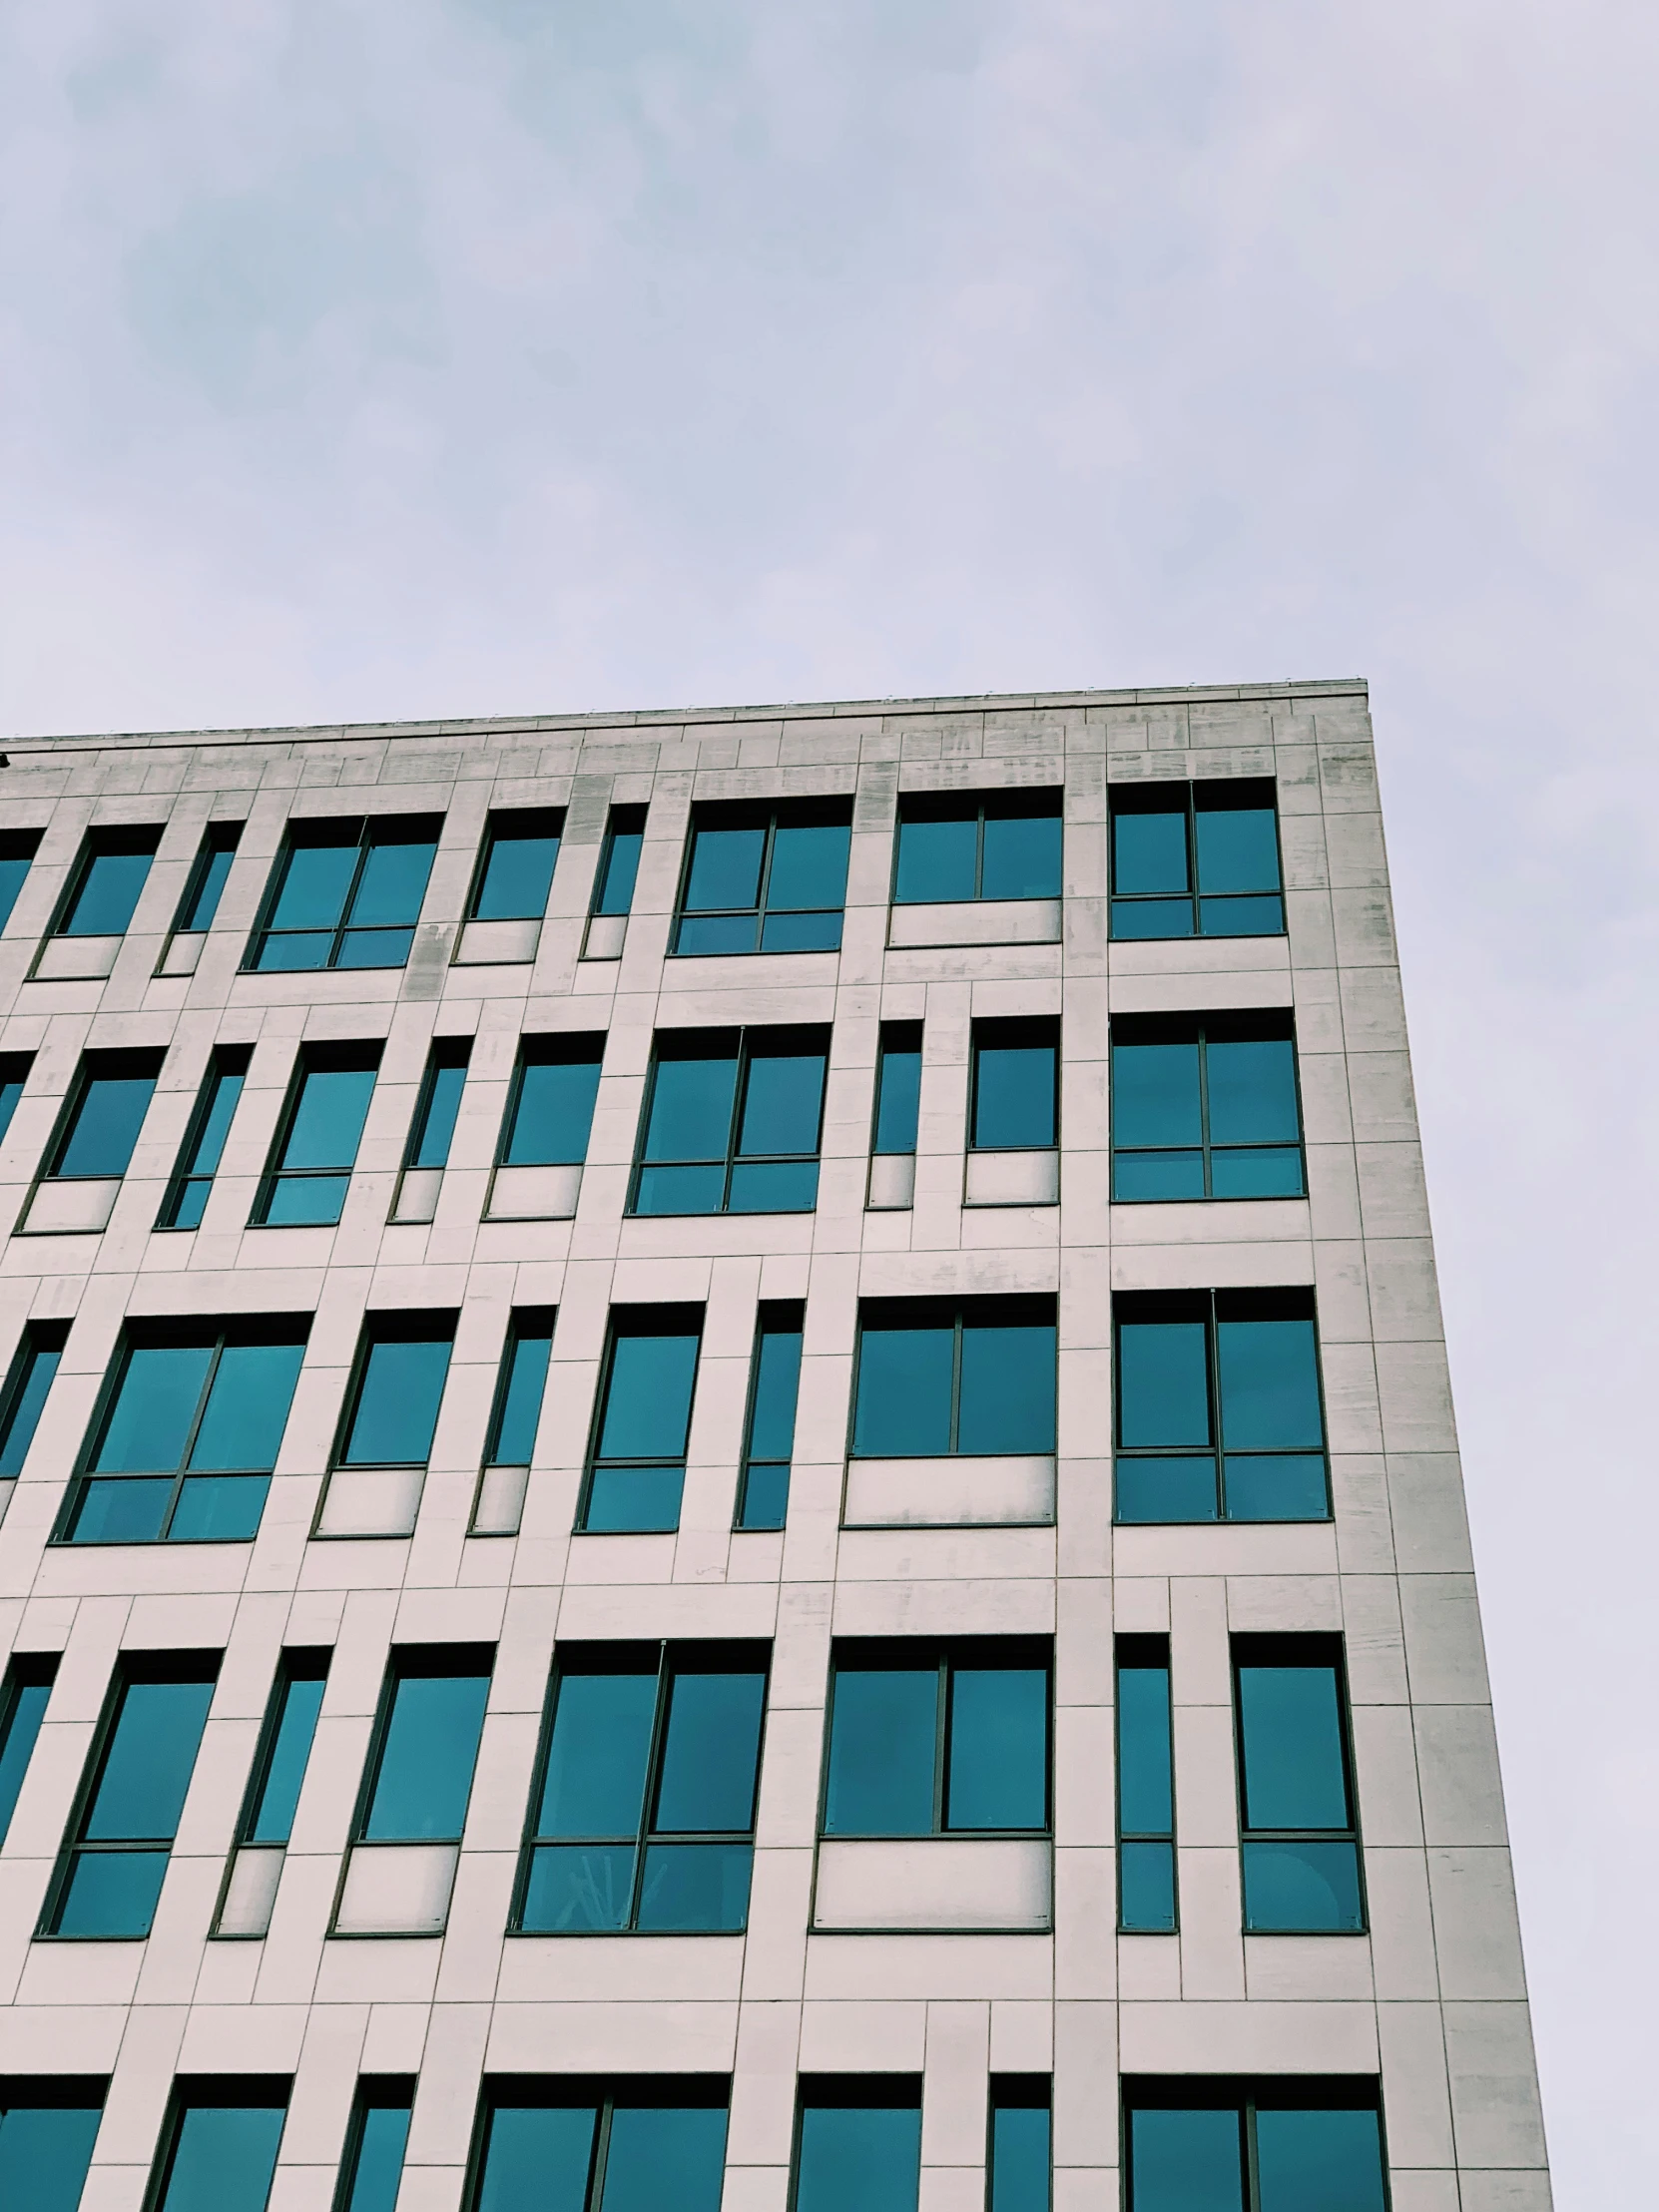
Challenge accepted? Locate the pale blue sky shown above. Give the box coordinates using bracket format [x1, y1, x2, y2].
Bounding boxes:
[4, 3, 1657, 2196]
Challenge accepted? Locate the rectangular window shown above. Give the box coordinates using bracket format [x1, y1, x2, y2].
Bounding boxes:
[0, 1321, 69, 1479]
[239, 1651, 328, 1847]
[250, 815, 440, 972]
[51, 826, 161, 938]
[146, 2081, 288, 2212]
[1117, 1636, 1175, 1933]
[0, 2079, 106, 2212]
[1123, 2079, 1386, 2211]
[1110, 780, 1284, 940]
[1112, 1014, 1304, 1201]
[356, 1648, 493, 1845]
[63, 1318, 308, 1546]
[42, 1049, 162, 1181]
[404, 1038, 470, 1169]
[988, 2079, 1050, 2212]
[592, 806, 647, 915]
[1233, 1637, 1364, 1935]
[794, 2078, 921, 2212]
[824, 1641, 1050, 1838]
[173, 823, 242, 934]
[45, 1653, 219, 1938]
[1114, 1291, 1328, 1525]
[871, 1023, 922, 1155]
[0, 830, 42, 932]
[970, 1019, 1058, 1150]
[0, 1655, 57, 1845]
[254, 1044, 380, 1227]
[498, 1035, 605, 1167]
[334, 1314, 456, 1472]
[893, 790, 1062, 904]
[485, 1310, 556, 1469]
[334, 2080, 413, 2212]
[519, 1642, 768, 1934]
[852, 1298, 1056, 1458]
[158, 1047, 251, 1229]
[738, 1304, 803, 1531]
[468, 808, 563, 922]
[633, 1027, 828, 1216]
[581, 1309, 702, 1533]
[468, 2080, 729, 2212]
[674, 800, 851, 955]
[0, 1052, 32, 1144]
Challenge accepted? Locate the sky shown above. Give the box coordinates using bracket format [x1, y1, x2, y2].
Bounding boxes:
[3, 0, 1657, 2196]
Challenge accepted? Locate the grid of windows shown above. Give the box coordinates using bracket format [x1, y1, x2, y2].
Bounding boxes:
[250, 816, 439, 971]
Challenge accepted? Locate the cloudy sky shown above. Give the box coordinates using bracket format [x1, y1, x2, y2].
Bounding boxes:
[3, 1, 1655, 2196]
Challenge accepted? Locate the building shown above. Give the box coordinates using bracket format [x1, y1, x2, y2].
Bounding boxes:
[0, 680, 1550, 2211]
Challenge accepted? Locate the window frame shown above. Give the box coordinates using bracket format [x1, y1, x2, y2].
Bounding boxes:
[157, 1045, 252, 1230]
[245, 814, 442, 974]
[230, 1648, 331, 1854]
[141, 2076, 290, 2212]
[0, 1050, 34, 1147]
[1115, 1634, 1176, 1935]
[0, 829, 43, 933]
[482, 1308, 557, 1471]
[0, 2074, 107, 2207]
[871, 1020, 923, 1157]
[496, 1033, 607, 1170]
[0, 1652, 59, 1847]
[38, 1048, 164, 1184]
[1108, 778, 1286, 941]
[986, 2075, 1052, 2212]
[578, 1306, 705, 1534]
[0, 1319, 69, 1480]
[402, 1036, 471, 1171]
[332, 2078, 415, 2212]
[464, 807, 565, 924]
[791, 2074, 923, 2212]
[463, 2076, 732, 2212]
[1120, 2075, 1389, 2211]
[671, 799, 852, 957]
[45, 825, 163, 941]
[252, 1041, 382, 1228]
[890, 788, 1064, 905]
[171, 822, 243, 937]
[736, 1300, 804, 1532]
[1109, 1011, 1306, 1202]
[591, 805, 648, 917]
[329, 1311, 459, 1474]
[1231, 1633, 1367, 1936]
[849, 1295, 1059, 1461]
[629, 1025, 830, 1217]
[968, 1016, 1060, 1153]
[350, 1644, 497, 1850]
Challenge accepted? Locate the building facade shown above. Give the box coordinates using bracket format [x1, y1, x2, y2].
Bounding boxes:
[0, 681, 1550, 2210]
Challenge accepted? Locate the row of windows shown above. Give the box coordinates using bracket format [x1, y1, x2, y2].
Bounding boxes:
[0, 1288, 1331, 1543]
[0, 1629, 1365, 1941]
[0, 775, 1288, 972]
[0, 2066, 1388, 2212]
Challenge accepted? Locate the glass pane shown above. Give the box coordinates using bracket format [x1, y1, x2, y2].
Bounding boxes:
[0, 1072, 26, 1144]
[1253, 2108, 1385, 2212]
[595, 825, 644, 915]
[957, 1323, 1056, 1454]
[0, 2102, 102, 2212]
[946, 1668, 1046, 1830]
[1209, 1148, 1304, 1199]
[1194, 806, 1280, 894]
[1216, 1319, 1323, 1449]
[635, 1841, 754, 1932]
[520, 1842, 636, 1931]
[364, 1669, 490, 1841]
[738, 1051, 825, 1156]
[1116, 1323, 1210, 1448]
[989, 2102, 1050, 2212]
[1242, 1840, 1364, 1933]
[189, 1341, 305, 1471]
[341, 2102, 411, 2212]
[1117, 1667, 1172, 1834]
[767, 822, 850, 911]
[796, 2102, 921, 2212]
[476, 2105, 596, 2212]
[582, 1464, 684, 1532]
[824, 1669, 938, 1835]
[633, 1164, 727, 1215]
[0, 1344, 62, 1476]
[183, 1070, 244, 1177]
[334, 925, 415, 968]
[738, 1461, 790, 1531]
[894, 815, 977, 903]
[758, 908, 841, 951]
[1223, 1454, 1328, 1521]
[0, 857, 33, 934]
[254, 929, 332, 971]
[474, 830, 559, 920]
[1112, 1152, 1205, 1202]
[348, 836, 436, 926]
[675, 913, 759, 955]
[684, 825, 766, 911]
[343, 1335, 452, 1465]
[410, 1061, 467, 1169]
[87, 1677, 215, 1839]
[169, 1179, 210, 1230]
[538, 1671, 658, 1837]
[1112, 897, 1195, 940]
[55, 1848, 170, 1936]
[973, 1044, 1056, 1150]
[247, 1672, 327, 1844]
[655, 1671, 766, 1832]
[1127, 2106, 1243, 2212]
[278, 1066, 376, 1171]
[270, 840, 358, 930]
[95, 1345, 213, 1473]
[179, 842, 236, 932]
[505, 1058, 602, 1166]
[491, 1328, 554, 1465]
[852, 1325, 953, 1455]
[57, 1075, 156, 1177]
[748, 1330, 803, 1462]
[643, 1054, 739, 1163]
[873, 1046, 922, 1153]
[1237, 1665, 1350, 1830]
[1111, 1043, 1201, 1149]
[1119, 1840, 1176, 1932]
[982, 811, 1062, 900]
[1112, 810, 1188, 896]
[157, 2102, 285, 2212]
[726, 1159, 819, 1212]
[168, 1474, 269, 1541]
[69, 1477, 174, 1543]
[262, 1173, 349, 1227]
[1204, 1038, 1299, 1146]
[1114, 1457, 1217, 1524]
[597, 1334, 700, 1461]
[0, 1678, 51, 1843]
[64, 849, 152, 935]
[600, 2104, 728, 2212]
[1199, 893, 1284, 936]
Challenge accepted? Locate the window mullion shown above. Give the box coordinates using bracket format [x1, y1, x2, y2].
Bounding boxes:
[754, 816, 778, 944]
[333, 833, 371, 963]
[588, 2100, 616, 2212]
[631, 1645, 674, 1927]
[1196, 1027, 1213, 1197]
[949, 1311, 962, 1452]
[933, 1657, 949, 1834]
[973, 808, 985, 900]
[723, 1035, 749, 1210]
[1243, 2097, 1262, 2212]
[1185, 792, 1199, 929]
[1208, 1292, 1225, 1520]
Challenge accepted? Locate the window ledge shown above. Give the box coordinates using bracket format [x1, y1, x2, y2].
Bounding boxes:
[332, 1842, 457, 1936]
[964, 1150, 1058, 1206]
[22, 1178, 120, 1235]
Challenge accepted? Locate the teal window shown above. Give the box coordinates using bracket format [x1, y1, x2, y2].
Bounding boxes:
[633, 1027, 828, 1216]
[63, 1320, 307, 1546]
[334, 2081, 412, 2212]
[358, 1649, 492, 1844]
[592, 808, 647, 916]
[674, 801, 851, 956]
[255, 1046, 379, 1227]
[1117, 1637, 1175, 1933]
[51, 827, 160, 938]
[0, 2080, 105, 2212]
[852, 1298, 1056, 1458]
[45, 1656, 218, 1938]
[871, 1023, 922, 1155]
[469, 2081, 729, 2212]
[1110, 780, 1284, 939]
[499, 1036, 604, 1167]
[335, 1315, 456, 1472]
[158, 1048, 250, 1230]
[237, 1652, 328, 1849]
[737, 1304, 803, 1531]
[794, 2079, 921, 2212]
[0, 1052, 31, 1145]
[824, 1641, 1049, 1838]
[0, 1655, 57, 1844]
[147, 2082, 288, 2212]
[0, 830, 41, 932]
[1112, 1014, 1304, 1200]
[581, 1309, 702, 1533]
[250, 816, 439, 972]
[485, 1311, 556, 1471]
[0, 1322, 68, 1478]
[1234, 1638, 1364, 1935]
[173, 824, 241, 934]
[893, 790, 1061, 904]
[404, 1038, 470, 1170]
[1114, 1291, 1328, 1524]
[988, 2079, 1050, 2212]
[970, 1019, 1058, 1150]
[519, 1643, 767, 1934]
[469, 809, 563, 922]
[43, 1050, 161, 1181]
[1124, 2080, 1386, 2211]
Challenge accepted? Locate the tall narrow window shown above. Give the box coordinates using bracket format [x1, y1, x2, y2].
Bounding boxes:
[468, 2081, 729, 2212]
[146, 2082, 288, 2212]
[987, 2079, 1050, 2212]
[0, 2080, 106, 2212]
[1111, 1014, 1304, 1200]
[1114, 1291, 1328, 1524]
[39, 1050, 162, 1184]
[582, 1309, 703, 1533]
[0, 1322, 69, 1482]
[872, 1023, 922, 1155]
[852, 1298, 1056, 1459]
[519, 1643, 768, 1933]
[468, 809, 563, 922]
[249, 816, 440, 972]
[357, 1649, 493, 1845]
[334, 1314, 456, 1474]
[794, 2079, 922, 2212]
[0, 829, 41, 932]
[893, 791, 1062, 904]
[824, 1641, 1050, 1839]
[405, 1039, 470, 1171]
[1123, 2080, 1386, 2212]
[158, 1047, 250, 1229]
[254, 1044, 379, 1227]
[63, 1319, 307, 1546]
[217, 1649, 328, 1938]
[674, 800, 851, 955]
[50, 827, 161, 940]
[1233, 1637, 1364, 1934]
[0, 1654, 57, 1844]
[334, 2080, 413, 2212]
[491, 1035, 605, 1215]
[1110, 780, 1284, 940]
[970, 1020, 1059, 1150]
[632, 1028, 829, 1216]
[738, 1304, 803, 1531]
[0, 1053, 31, 1145]
[1116, 1637, 1175, 1933]
[475, 1309, 556, 1531]
[173, 823, 242, 934]
[45, 1654, 218, 1938]
[593, 807, 647, 916]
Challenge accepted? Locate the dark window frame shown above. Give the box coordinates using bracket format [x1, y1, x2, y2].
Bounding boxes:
[157, 1045, 252, 1230]
[171, 822, 244, 937]
[871, 1021, 923, 1156]
[629, 1026, 830, 1218]
[348, 1643, 496, 1849]
[671, 798, 852, 957]
[464, 2076, 732, 2212]
[736, 1301, 804, 1531]
[230, 1649, 331, 1852]
[891, 787, 1064, 905]
[0, 1050, 34, 1148]
[0, 829, 44, 933]
[849, 1295, 1058, 1460]
[252, 1041, 382, 1228]
[332, 2077, 415, 2212]
[45, 825, 163, 941]
[1110, 1011, 1306, 1201]
[987, 2075, 1051, 2212]
[1108, 778, 1286, 941]
[496, 1033, 607, 1169]
[483, 1308, 557, 1470]
[0, 1652, 59, 1847]
[464, 807, 566, 924]
[1116, 1634, 1176, 1935]
[968, 1016, 1060, 1153]
[329, 1311, 458, 1473]
[1231, 1633, 1367, 1936]
[1121, 2075, 1389, 2211]
[0, 1319, 69, 1479]
[578, 1306, 705, 1533]
[141, 2076, 290, 2212]
[792, 2074, 923, 2212]
[245, 814, 443, 974]
[402, 1036, 471, 1171]
[591, 806, 648, 917]
[39, 1048, 165, 1184]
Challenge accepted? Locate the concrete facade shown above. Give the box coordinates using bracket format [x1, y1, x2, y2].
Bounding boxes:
[0, 680, 1550, 2208]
